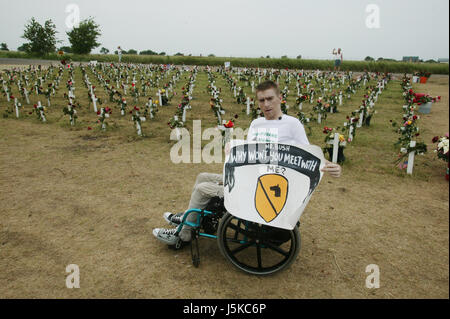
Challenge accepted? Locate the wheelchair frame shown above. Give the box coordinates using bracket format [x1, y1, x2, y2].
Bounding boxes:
[170, 197, 301, 276]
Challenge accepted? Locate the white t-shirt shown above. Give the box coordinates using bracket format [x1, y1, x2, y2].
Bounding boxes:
[247, 114, 310, 146]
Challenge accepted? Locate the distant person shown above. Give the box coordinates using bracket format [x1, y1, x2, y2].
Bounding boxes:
[332, 48, 343, 71]
[118, 46, 122, 63]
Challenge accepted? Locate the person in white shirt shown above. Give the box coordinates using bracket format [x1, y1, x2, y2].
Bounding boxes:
[117, 46, 122, 63]
[153, 80, 342, 245]
[332, 48, 343, 71]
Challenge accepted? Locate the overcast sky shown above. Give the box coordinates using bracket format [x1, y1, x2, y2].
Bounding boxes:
[0, 0, 448, 61]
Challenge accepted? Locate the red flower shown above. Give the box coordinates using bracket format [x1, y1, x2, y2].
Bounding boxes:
[224, 120, 234, 128]
[88, 127, 92, 130]
[412, 115, 418, 120]
[432, 136, 440, 143]
[97, 110, 101, 115]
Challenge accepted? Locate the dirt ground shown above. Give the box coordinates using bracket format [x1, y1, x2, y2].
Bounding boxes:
[0, 62, 448, 299]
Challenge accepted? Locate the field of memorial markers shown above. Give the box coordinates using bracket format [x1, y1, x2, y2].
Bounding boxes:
[0, 60, 448, 298]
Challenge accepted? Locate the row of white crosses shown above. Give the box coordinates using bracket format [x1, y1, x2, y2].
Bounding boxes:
[172, 69, 198, 140]
[399, 76, 420, 175]
[206, 69, 226, 125]
[326, 74, 389, 162]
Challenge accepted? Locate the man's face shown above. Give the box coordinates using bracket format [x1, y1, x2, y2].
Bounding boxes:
[256, 88, 282, 120]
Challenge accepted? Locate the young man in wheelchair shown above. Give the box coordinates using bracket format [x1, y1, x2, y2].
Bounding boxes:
[153, 80, 342, 245]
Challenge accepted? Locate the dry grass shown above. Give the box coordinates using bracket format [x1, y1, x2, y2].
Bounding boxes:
[0, 63, 448, 299]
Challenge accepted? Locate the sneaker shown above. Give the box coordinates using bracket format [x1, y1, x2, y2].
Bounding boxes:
[163, 212, 184, 226]
[153, 227, 181, 245]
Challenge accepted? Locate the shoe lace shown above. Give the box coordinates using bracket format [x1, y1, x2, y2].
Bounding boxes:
[161, 228, 177, 236]
[171, 213, 184, 223]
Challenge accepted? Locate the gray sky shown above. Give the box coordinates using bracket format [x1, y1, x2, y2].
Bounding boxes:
[1, 0, 448, 60]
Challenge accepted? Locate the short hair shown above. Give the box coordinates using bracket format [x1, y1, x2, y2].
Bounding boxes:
[256, 80, 280, 96]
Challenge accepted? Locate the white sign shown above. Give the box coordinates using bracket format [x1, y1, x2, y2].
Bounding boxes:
[223, 141, 325, 230]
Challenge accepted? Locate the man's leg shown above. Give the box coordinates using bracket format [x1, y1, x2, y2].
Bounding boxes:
[178, 178, 224, 241]
[154, 172, 223, 244]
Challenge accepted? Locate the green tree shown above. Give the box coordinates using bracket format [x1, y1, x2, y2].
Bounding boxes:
[22, 17, 58, 54]
[364, 56, 374, 61]
[140, 49, 158, 55]
[1, 43, 9, 51]
[127, 49, 137, 55]
[17, 43, 30, 52]
[59, 46, 73, 53]
[159, 52, 166, 56]
[100, 47, 109, 54]
[67, 18, 101, 54]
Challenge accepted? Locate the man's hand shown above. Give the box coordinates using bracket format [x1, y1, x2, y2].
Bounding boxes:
[321, 160, 342, 178]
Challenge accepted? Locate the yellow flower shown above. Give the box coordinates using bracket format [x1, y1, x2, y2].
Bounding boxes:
[407, 120, 412, 125]
[155, 100, 159, 104]
[339, 134, 345, 142]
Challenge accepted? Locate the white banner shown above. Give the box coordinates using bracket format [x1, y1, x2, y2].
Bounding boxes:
[223, 140, 325, 230]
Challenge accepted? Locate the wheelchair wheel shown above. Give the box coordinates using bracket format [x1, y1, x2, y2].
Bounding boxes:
[217, 212, 300, 275]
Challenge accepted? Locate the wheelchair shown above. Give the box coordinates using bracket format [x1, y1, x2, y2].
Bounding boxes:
[169, 196, 301, 276]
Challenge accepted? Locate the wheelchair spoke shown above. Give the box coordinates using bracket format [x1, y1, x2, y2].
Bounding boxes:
[256, 244, 262, 269]
[262, 241, 290, 257]
[234, 220, 241, 241]
[226, 221, 255, 239]
[230, 240, 255, 255]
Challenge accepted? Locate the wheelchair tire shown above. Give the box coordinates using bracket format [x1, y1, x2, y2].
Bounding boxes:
[217, 212, 301, 276]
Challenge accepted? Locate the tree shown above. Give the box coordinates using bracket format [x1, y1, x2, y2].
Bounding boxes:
[281, 55, 288, 59]
[140, 49, 158, 55]
[17, 43, 30, 52]
[100, 47, 109, 54]
[364, 56, 374, 61]
[59, 46, 73, 53]
[174, 52, 184, 56]
[1, 43, 9, 51]
[67, 18, 101, 54]
[22, 17, 58, 54]
[296, 55, 302, 59]
[127, 49, 137, 55]
[159, 52, 166, 56]
[208, 54, 215, 57]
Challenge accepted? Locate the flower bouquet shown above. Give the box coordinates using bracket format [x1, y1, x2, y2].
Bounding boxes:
[432, 134, 449, 180]
[323, 126, 346, 163]
[63, 103, 78, 126]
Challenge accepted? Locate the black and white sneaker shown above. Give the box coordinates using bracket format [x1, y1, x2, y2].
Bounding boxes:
[152, 228, 180, 245]
[163, 212, 184, 226]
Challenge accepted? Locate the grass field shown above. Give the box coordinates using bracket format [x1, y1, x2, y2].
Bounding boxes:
[0, 62, 448, 298]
